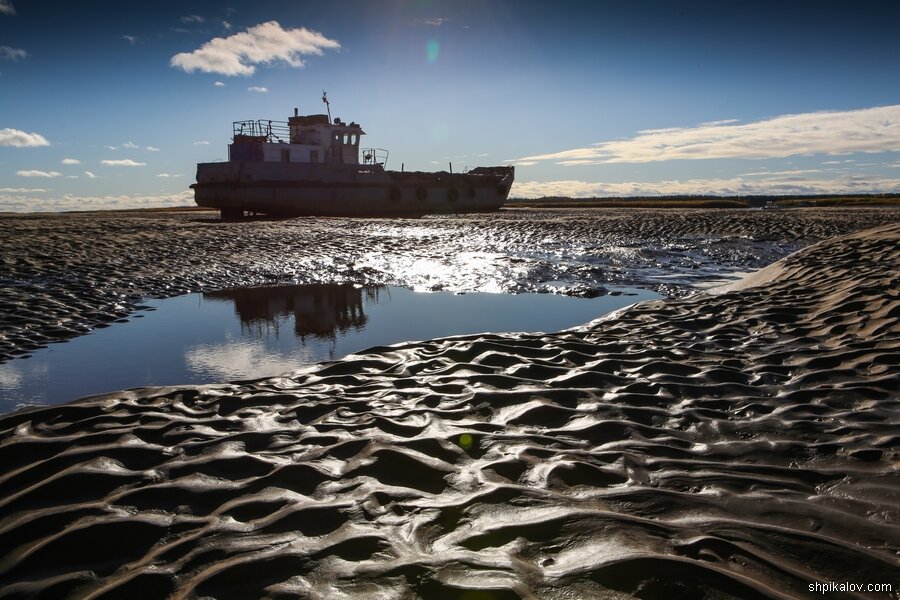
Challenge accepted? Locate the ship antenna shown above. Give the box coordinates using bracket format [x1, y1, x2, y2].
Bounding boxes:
[322, 90, 332, 123]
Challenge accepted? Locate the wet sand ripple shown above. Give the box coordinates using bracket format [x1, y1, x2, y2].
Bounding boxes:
[0, 223, 898, 598]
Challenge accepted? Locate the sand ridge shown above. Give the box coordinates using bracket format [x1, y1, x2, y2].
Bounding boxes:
[0, 223, 897, 598]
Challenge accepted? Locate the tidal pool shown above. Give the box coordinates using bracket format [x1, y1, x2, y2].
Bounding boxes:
[0, 284, 660, 411]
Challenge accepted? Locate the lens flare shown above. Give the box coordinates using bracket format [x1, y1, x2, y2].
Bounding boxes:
[426, 39, 439, 63]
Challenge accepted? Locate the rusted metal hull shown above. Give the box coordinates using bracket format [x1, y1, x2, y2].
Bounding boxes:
[191, 162, 514, 217]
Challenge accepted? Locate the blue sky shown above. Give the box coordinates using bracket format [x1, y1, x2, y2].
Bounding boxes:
[1, 0, 899, 211]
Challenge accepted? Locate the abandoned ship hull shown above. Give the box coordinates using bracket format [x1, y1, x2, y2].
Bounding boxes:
[192, 162, 514, 217]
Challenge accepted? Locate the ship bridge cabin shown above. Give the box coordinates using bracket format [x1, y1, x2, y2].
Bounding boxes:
[229, 108, 386, 167]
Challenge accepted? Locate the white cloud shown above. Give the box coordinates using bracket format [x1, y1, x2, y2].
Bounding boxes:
[0, 45, 26, 61]
[181, 14, 205, 24]
[510, 174, 900, 198]
[0, 0, 15, 16]
[214, 81, 225, 87]
[146, 146, 160, 152]
[122, 141, 139, 149]
[418, 17, 449, 26]
[0, 128, 49, 147]
[247, 86, 268, 93]
[105, 145, 118, 150]
[193, 140, 210, 146]
[156, 173, 183, 178]
[222, 21, 232, 31]
[84, 171, 97, 178]
[101, 159, 146, 167]
[0, 187, 47, 192]
[170, 20, 340, 76]
[123, 35, 139, 45]
[61, 158, 81, 165]
[514, 105, 900, 165]
[17, 170, 62, 177]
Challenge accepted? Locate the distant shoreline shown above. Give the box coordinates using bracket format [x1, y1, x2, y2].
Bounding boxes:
[3, 194, 900, 217]
[0, 206, 217, 217]
[507, 193, 900, 209]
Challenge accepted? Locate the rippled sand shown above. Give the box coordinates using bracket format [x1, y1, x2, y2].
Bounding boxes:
[0, 218, 897, 598]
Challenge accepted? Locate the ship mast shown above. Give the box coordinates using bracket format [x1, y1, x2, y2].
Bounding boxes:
[322, 90, 332, 123]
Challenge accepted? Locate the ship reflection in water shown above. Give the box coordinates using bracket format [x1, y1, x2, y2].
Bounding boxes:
[204, 284, 384, 347]
[0, 283, 661, 411]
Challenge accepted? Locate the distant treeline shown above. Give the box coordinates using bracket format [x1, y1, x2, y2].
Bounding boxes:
[773, 195, 900, 207]
[507, 193, 900, 209]
[508, 198, 748, 208]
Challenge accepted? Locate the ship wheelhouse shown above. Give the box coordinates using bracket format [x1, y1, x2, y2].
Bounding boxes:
[228, 108, 387, 168]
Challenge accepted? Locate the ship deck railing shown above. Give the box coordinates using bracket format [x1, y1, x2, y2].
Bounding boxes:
[361, 148, 388, 167]
[232, 120, 292, 144]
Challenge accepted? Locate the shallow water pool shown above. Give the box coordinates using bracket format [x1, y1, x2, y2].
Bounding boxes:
[0, 284, 660, 411]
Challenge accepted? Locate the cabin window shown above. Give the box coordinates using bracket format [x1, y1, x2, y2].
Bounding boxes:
[310, 150, 319, 163]
[281, 149, 290, 162]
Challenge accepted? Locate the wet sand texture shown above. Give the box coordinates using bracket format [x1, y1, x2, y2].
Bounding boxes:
[2, 207, 898, 362]
[0, 223, 898, 599]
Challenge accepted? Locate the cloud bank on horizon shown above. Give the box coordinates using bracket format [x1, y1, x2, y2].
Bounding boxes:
[511, 105, 900, 166]
[510, 173, 900, 199]
[0, 190, 194, 213]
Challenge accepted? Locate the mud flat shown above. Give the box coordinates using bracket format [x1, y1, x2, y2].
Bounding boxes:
[0, 222, 898, 598]
[1, 207, 898, 362]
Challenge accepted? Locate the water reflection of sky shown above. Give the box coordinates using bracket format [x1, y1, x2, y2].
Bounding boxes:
[0, 284, 659, 412]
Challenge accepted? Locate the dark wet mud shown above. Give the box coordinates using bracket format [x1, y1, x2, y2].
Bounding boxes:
[1, 207, 897, 362]
[0, 220, 897, 599]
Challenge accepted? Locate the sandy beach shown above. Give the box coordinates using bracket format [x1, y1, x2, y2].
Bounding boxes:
[0, 209, 899, 598]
